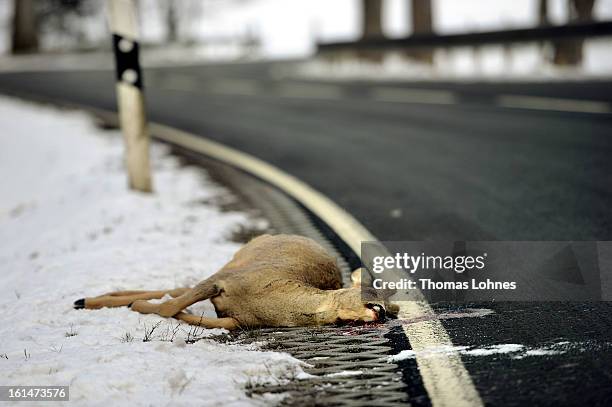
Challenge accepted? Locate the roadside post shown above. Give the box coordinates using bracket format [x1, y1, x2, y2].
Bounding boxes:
[107, 0, 152, 192]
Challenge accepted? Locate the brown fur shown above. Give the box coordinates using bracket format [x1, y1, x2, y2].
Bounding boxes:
[75, 234, 397, 330]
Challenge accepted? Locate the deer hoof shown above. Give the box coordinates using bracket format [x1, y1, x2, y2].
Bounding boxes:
[73, 298, 85, 309]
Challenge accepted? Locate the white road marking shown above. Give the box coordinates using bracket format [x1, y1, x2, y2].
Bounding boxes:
[277, 83, 343, 100]
[372, 87, 457, 105]
[497, 94, 611, 114]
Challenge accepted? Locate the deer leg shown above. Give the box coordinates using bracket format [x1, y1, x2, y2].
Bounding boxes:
[130, 279, 220, 318]
[74, 288, 190, 310]
[174, 312, 239, 330]
[102, 288, 189, 297]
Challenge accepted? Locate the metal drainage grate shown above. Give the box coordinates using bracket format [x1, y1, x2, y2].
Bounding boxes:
[169, 146, 411, 406]
[241, 326, 408, 406]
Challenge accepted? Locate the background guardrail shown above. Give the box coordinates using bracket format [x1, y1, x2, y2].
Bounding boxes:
[318, 21, 612, 52]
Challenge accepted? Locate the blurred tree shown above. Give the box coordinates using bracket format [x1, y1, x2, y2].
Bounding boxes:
[37, 0, 101, 47]
[157, 0, 205, 44]
[409, 0, 433, 64]
[11, 0, 102, 54]
[362, 0, 383, 38]
[538, 0, 549, 25]
[359, 0, 384, 62]
[165, 0, 178, 43]
[552, 0, 596, 66]
[11, 0, 39, 54]
[537, 0, 550, 62]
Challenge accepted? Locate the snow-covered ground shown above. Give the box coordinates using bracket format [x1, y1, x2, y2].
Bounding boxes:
[0, 96, 307, 406]
[294, 38, 612, 82]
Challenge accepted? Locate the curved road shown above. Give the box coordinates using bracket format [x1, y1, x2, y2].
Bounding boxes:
[1, 60, 612, 406]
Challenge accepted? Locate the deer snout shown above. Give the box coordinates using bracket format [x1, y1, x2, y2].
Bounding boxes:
[366, 303, 387, 322]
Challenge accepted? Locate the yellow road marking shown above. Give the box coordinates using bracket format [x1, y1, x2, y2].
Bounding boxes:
[399, 301, 483, 407]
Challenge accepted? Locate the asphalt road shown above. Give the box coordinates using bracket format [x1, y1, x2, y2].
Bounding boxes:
[1, 60, 611, 406]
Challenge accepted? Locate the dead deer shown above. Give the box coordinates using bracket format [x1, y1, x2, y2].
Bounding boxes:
[74, 234, 398, 330]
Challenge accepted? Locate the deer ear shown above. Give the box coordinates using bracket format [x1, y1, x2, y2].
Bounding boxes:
[351, 268, 363, 288]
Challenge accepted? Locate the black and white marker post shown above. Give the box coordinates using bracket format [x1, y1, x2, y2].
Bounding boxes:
[107, 0, 152, 192]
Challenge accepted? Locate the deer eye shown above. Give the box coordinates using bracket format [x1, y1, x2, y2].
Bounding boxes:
[365, 303, 387, 321]
[365, 303, 382, 312]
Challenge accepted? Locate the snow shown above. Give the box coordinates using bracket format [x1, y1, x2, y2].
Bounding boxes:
[295, 37, 612, 82]
[387, 341, 581, 362]
[463, 344, 524, 357]
[521, 349, 563, 357]
[325, 370, 364, 378]
[388, 345, 469, 362]
[0, 95, 307, 406]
